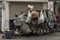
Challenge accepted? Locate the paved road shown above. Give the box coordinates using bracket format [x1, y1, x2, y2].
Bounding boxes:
[0, 32, 60, 40]
[21, 32, 60, 40]
[0, 34, 21, 40]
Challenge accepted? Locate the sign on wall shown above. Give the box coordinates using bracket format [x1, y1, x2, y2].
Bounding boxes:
[48, 1, 54, 12]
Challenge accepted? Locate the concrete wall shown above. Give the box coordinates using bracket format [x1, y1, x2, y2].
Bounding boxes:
[43, 2, 48, 9]
[0, 0, 2, 1]
[6, 0, 48, 2]
[48, 0, 60, 16]
[2, 1, 9, 32]
[9, 2, 43, 19]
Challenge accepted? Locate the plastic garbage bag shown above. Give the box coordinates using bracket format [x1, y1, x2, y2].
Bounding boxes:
[39, 10, 44, 23]
[20, 23, 31, 34]
[25, 11, 31, 23]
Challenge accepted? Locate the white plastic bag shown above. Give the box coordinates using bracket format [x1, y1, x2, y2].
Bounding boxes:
[25, 11, 31, 23]
[39, 10, 44, 23]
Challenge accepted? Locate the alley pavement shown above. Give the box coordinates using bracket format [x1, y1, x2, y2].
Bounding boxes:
[0, 33, 21, 40]
[0, 32, 60, 40]
[21, 32, 60, 40]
